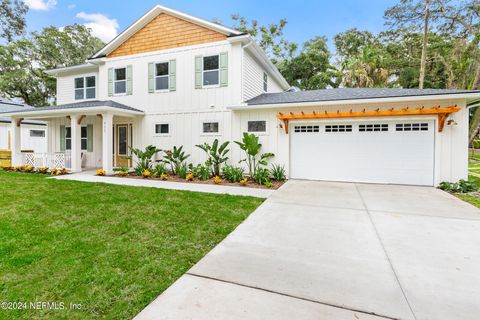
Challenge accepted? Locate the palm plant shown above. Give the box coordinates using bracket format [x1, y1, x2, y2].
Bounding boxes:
[196, 139, 230, 176]
[162, 145, 190, 174]
[127, 145, 161, 173]
[235, 133, 274, 177]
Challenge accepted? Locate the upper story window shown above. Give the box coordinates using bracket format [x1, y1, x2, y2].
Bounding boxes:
[114, 67, 126, 94]
[155, 62, 169, 91]
[75, 76, 96, 100]
[203, 55, 219, 86]
[263, 72, 268, 92]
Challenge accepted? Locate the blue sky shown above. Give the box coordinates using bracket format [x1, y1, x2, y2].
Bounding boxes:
[24, 0, 398, 49]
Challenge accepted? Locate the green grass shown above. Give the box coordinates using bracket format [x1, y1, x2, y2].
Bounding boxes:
[0, 171, 263, 319]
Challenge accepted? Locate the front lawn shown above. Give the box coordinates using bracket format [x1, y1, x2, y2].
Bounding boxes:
[0, 171, 263, 319]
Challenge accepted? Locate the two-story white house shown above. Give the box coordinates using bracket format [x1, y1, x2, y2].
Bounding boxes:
[2, 4, 480, 186]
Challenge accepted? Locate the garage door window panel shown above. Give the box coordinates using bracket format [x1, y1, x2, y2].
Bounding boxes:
[294, 125, 319, 133]
[359, 124, 389, 132]
[325, 125, 352, 132]
[396, 123, 429, 131]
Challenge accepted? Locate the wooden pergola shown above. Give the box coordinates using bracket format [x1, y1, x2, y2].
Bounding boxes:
[276, 105, 460, 134]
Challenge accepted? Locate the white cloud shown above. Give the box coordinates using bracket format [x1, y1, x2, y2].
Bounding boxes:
[24, 0, 57, 11]
[67, 4, 76, 9]
[76, 12, 119, 42]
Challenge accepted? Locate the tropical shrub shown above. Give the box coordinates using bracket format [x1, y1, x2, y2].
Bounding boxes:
[190, 164, 211, 180]
[128, 145, 161, 172]
[153, 163, 168, 177]
[162, 146, 190, 174]
[270, 164, 286, 181]
[240, 177, 248, 186]
[176, 163, 189, 179]
[36, 167, 48, 174]
[439, 180, 477, 193]
[160, 173, 168, 180]
[113, 166, 129, 177]
[222, 165, 245, 183]
[235, 133, 274, 177]
[213, 176, 222, 184]
[253, 167, 271, 185]
[142, 169, 151, 178]
[196, 139, 229, 176]
[96, 169, 106, 176]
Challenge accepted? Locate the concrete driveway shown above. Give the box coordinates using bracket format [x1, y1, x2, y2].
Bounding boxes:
[135, 180, 480, 320]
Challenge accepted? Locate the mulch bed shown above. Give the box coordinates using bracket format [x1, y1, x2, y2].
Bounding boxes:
[110, 174, 286, 190]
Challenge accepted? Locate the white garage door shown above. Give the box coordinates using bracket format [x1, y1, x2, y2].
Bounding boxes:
[290, 120, 435, 186]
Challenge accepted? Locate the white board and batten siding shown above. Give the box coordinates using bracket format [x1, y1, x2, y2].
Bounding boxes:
[0, 123, 47, 153]
[56, 71, 99, 105]
[233, 98, 469, 186]
[242, 50, 283, 101]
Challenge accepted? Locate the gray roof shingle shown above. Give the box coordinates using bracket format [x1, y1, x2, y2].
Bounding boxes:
[246, 88, 480, 105]
[0, 98, 45, 125]
[0, 100, 143, 114]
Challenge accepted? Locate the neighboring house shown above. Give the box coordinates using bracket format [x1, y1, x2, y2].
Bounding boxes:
[1, 4, 480, 186]
[0, 98, 47, 153]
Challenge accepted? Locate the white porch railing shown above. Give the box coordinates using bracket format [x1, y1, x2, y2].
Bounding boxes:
[22, 152, 71, 169]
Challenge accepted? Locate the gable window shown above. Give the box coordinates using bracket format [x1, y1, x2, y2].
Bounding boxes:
[263, 72, 268, 92]
[114, 67, 127, 94]
[248, 121, 267, 133]
[30, 130, 45, 137]
[203, 55, 219, 86]
[155, 62, 169, 91]
[202, 122, 219, 133]
[75, 76, 96, 100]
[65, 126, 88, 151]
[155, 123, 169, 134]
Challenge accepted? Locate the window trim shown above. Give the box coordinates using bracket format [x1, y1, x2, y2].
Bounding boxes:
[202, 54, 220, 88]
[113, 67, 127, 95]
[65, 125, 89, 151]
[74, 75, 96, 101]
[263, 72, 268, 92]
[154, 61, 170, 92]
[247, 120, 268, 135]
[30, 129, 45, 137]
[201, 121, 221, 136]
[154, 123, 171, 136]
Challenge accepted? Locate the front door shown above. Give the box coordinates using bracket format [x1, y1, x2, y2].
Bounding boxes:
[115, 124, 130, 167]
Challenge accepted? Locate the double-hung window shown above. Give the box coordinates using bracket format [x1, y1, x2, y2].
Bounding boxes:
[74, 76, 96, 100]
[65, 126, 88, 151]
[155, 62, 169, 91]
[114, 68, 127, 94]
[203, 55, 219, 86]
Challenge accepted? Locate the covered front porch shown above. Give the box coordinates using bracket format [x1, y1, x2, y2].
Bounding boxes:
[3, 101, 144, 174]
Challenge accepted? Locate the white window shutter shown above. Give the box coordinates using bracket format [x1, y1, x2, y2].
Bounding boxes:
[169, 59, 176, 91]
[148, 63, 154, 93]
[219, 52, 228, 87]
[195, 55, 202, 89]
[126, 65, 133, 95]
[108, 68, 113, 97]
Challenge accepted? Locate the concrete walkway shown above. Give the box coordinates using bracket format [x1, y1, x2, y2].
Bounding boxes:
[53, 170, 273, 198]
[134, 180, 480, 320]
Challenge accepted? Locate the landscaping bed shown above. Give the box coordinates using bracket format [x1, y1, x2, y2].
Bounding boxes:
[110, 172, 286, 189]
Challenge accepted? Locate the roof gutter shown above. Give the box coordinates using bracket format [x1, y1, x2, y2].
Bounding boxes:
[229, 93, 480, 111]
[0, 106, 144, 118]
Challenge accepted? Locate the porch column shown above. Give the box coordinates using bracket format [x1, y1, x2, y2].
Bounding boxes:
[70, 115, 82, 172]
[102, 113, 113, 174]
[10, 118, 21, 166]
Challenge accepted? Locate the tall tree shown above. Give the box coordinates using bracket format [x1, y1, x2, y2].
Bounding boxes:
[419, 0, 431, 89]
[0, 0, 28, 42]
[277, 36, 339, 90]
[0, 24, 104, 106]
[230, 14, 297, 63]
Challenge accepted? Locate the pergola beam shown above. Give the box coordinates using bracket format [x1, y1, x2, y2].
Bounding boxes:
[277, 105, 460, 134]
